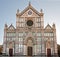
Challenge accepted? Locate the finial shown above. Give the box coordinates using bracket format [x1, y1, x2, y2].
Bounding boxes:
[5, 23, 8, 28]
[52, 23, 55, 29]
[29, 1, 31, 6]
[40, 9, 44, 16]
[5, 23, 7, 27]
[40, 9, 43, 13]
[17, 9, 19, 13]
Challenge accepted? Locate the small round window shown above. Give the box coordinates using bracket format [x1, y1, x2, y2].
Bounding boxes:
[28, 11, 32, 15]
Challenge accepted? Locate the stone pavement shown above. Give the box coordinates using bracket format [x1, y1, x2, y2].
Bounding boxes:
[0, 55, 59, 57]
[0, 55, 42, 57]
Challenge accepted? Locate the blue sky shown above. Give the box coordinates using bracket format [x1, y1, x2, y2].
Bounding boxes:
[0, 0, 60, 45]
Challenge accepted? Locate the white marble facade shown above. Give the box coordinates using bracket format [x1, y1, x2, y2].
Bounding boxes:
[3, 3, 58, 56]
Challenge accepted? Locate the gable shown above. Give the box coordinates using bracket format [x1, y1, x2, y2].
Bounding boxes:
[21, 9, 40, 17]
[8, 24, 15, 30]
[44, 24, 53, 32]
[45, 24, 52, 30]
[16, 4, 40, 17]
[45, 26, 51, 29]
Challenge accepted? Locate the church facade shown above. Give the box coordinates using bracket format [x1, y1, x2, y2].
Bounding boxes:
[3, 3, 58, 56]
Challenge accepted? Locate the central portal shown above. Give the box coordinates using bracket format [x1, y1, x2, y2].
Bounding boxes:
[47, 49, 51, 57]
[27, 46, 32, 56]
[26, 37, 34, 56]
[9, 48, 13, 56]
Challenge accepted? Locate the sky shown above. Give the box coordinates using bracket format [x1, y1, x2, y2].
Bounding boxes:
[0, 0, 60, 45]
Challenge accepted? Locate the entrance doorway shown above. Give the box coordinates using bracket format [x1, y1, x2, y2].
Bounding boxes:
[9, 48, 13, 56]
[47, 49, 51, 57]
[27, 46, 33, 56]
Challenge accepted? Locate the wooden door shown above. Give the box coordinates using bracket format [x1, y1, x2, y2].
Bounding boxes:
[47, 49, 51, 57]
[27, 47, 32, 56]
[9, 48, 13, 56]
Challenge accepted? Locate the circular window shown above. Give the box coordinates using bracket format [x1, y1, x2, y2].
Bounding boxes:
[28, 11, 32, 15]
[27, 20, 33, 26]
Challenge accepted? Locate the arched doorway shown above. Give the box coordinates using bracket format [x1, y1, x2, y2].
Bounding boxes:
[27, 46, 33, 56]
[46, 38, 51, 57]
[8, 42, 14, 56]
[9, 48, 13, 56]
[27, 38, 33, 56]
[47, 48, 51, 57]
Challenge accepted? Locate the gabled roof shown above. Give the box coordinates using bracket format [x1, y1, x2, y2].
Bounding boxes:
[8, 24, 15, 30]
[44, 24, 52, 30]
[16, 3, 40, 16]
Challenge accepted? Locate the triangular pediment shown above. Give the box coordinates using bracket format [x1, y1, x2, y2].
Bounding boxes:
[16, 4, 40, 17]
[45, 24, 52, 30]
[8, 24, 15, 30]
